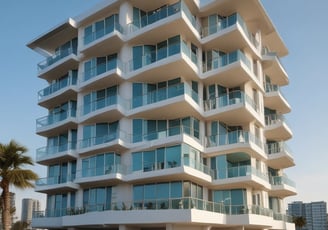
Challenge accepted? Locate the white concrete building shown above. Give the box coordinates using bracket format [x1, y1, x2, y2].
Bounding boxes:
[28, 0, 296, 229]
[21, 198, 41, 228]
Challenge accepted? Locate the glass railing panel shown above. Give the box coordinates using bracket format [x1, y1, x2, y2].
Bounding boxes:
[80, 132, 118, 149]
[206, 130, 250, 147]
[132, 82, 198, 109]
[33, 197, 292, 223]
[36, 174, 75, 186]
[83, 59, 121, 82]
[202, 50, 251, 73]
[76, 164, 125, 178]
[201, 12, 260, 50]
[183, 157, 213, 177]
[79, 130, 130, 149]
[127, 2, 181, 33]
[36, 142, 77, 160]
[270, 175, 296, 187]
[265, 83, 279, 93]
[204, 90, 248, 111]
[36, 109, 77, 129]
[265, 114, 284, 126]
[84, 23, 123, 45]
[38, 46, 77, 71]
[266, 142, 292, 155]
[127, 43, 182, 72]
[82, 95, 120, 116]
[133, 124, 200, 145]
[38, 73, 77, 100]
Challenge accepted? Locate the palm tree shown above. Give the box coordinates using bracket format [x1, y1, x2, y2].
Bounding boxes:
[293, 216, 307, 230]
[0, 140, 39, 230]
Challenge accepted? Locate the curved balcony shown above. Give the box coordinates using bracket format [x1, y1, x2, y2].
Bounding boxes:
[123, 42, 198, 83]
[203, 91, 263, 125]
[201, 50, 262, 90]
[35, 175, 78, 193]
[128, 82, 200, 120]
[201, 13, 261, 57]
[126, 1, 200, 46]
[80, 95, 127, 124]
[269, 175, 297, 197]
[75, 164, 125, 187]
[38, 73, 77, 108]
[264, 84, 291, 114]
[36, 142, 77, 165]
[126, 157, 212, 185]
[32, 198, 292, 229]
[131, 124, 203, 153]
[81, 24, 124, 58]
[38, 47, 79, 81]
[266, 142, 295, 169]
[205, 131, 266, 160]
[36, 109, 77, 137]
[262, 51, 288, 86]
[78, 130, 130, 156]
[79, 59, 123, 92]
[265, 114, 292, 140]
[211, 165, 270, 190]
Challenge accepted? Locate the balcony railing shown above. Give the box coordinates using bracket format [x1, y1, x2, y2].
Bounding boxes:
[265, 114, 286, 126]
[33, 197, 292, 223]
[76, 164, 125, 178]
[125, 41, 197, 73]
[132, 124, 200, 145]
[84, 23, 124, 45]
[202, 50, 251, 73]
[36, 142, 77, 161]
[206, 130, 263, 149]
[38, 73, 77, 101]
[36, 108, 77, 129]
[213, 165, 268, 181]
[38, 47, 77, 72]
[132, 82, 198, 109]
[36, 174, 76, 186]
[266, 142, 292, 155]
[79, 130, 129, 149]
[270, 175, 296, 187]
[81, 95, 129, 117]
[204, 90, 258, 112]
[127, 1, 200, 34]
[201, 13, 260, 51]
[82, 58, 122, 82]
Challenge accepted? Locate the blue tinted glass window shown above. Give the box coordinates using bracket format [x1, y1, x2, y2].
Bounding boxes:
[133, 119, 143, 143]
[132, 152, 142, 171]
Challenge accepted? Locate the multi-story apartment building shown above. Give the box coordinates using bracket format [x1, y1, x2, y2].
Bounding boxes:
[288, 201, 328, 230]
[28, 0, 296, 229]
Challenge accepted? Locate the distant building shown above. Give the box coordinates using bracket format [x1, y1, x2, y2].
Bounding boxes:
[21, 198, 41, 228]
[288, 201, 327, 230]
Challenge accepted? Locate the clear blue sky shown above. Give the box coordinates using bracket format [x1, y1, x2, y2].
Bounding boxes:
[0, 0, 327, 219]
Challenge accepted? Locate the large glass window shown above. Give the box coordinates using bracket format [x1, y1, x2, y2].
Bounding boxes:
[83, 86, 118, 115]
[83, 187, 112, 211]
[82, 121, 119, 147]
[82, 152, 120, 177]
[46, 193, 73, 217]
[213, 189, 246, 214]
[83, 54, 118, 81]
[84, 14, 120, 45]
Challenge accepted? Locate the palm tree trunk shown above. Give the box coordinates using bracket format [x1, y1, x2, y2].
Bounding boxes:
[1, 184, 12, 230]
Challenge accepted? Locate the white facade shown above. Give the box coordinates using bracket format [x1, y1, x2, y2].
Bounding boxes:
[28, 0, 296, 229]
